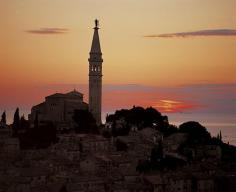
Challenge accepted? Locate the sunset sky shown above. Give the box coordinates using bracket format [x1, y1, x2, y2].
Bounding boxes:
[0, 0, 236, 127]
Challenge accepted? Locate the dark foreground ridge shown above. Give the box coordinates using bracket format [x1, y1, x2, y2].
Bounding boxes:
[0, 106, 236, 192]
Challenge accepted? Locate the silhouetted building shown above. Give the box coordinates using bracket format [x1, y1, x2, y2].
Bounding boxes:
[88, 19, 103, 125]
[28, 90, 88, 130]
[28, 20, 103, 129]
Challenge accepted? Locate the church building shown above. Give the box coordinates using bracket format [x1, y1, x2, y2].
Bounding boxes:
[28, 90, 88, 131]
[28, 20, 103, 129]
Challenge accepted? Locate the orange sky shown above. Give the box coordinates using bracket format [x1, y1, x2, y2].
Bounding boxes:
[1, 0, 236, 87]
[0, 0, 236, 116]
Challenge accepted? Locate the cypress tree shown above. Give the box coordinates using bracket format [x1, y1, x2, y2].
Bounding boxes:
[219, 130, 222, 141]
[12, 108, 20, 137]
[1, 111, 6, 124]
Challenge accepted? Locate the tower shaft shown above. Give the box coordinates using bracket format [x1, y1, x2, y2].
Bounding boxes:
[88, 20, 103, 125]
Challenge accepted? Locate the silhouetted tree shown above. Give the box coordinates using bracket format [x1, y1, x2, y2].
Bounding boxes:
[106, 106, 167, 137]
[116, 139, 128, 151]
[73, 110, 99, 134]
[12, 108, 20, 137]
[144, 107, 162, 127]
[219, 130, 222, 141]
[1, 111, 6, 124]
[34, 111, 39, 129]
[20, 115, 30, 130]
[128, 106, 146, 127]
[163, 124, 178, 137]
[179, 121, 211, 144]
[221, 142, 236, 161]
[210, 137, 223, 145]
[19, 121, 57, 149]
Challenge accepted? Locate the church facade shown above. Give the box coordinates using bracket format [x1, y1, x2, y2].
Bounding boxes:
[28, 20, 103, 128]
[28, 90, 88, 130]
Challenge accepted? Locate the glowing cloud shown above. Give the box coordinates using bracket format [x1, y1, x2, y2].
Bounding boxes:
[144, 29, 236, 38]
[26, 28, 69, 35]
[153, 100, 197, 112]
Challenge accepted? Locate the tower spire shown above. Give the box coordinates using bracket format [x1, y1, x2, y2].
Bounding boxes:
[90, 19, 102, 56]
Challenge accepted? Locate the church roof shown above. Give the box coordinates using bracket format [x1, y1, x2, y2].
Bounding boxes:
[46, 90, 83, 99]
[66, 89, 83, 97]
[46, 93, 64, 98]
[32, 102, 45, 109]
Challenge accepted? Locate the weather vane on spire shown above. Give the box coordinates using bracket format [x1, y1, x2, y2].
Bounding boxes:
[95, 19, 99, 28]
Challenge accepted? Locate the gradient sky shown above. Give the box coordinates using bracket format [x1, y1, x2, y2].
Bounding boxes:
[0, 0, 236, 123]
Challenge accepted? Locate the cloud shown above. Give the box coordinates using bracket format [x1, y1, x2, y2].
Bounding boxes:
[153, 100, 197, 113]
[26, 28, 69, 35]
[144, 29, 236, 38]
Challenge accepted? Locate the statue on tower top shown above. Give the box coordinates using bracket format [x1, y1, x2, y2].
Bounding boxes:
[95, 19, 99, 28]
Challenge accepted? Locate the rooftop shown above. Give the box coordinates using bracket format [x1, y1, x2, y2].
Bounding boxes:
[46, 90, 83, 99]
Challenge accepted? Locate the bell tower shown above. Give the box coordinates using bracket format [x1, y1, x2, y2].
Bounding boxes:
[88, 19, 103, 125]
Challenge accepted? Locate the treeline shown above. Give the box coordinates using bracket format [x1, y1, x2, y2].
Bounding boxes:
[19, 121, 57, 149]
[1, 108, 100, 149]
[0, 108, 57, 149]
[105, 106, 178, 137]
[73, 109, 99, 134]
[0, 108, 30, 133]
[105, 106, 222, 144]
